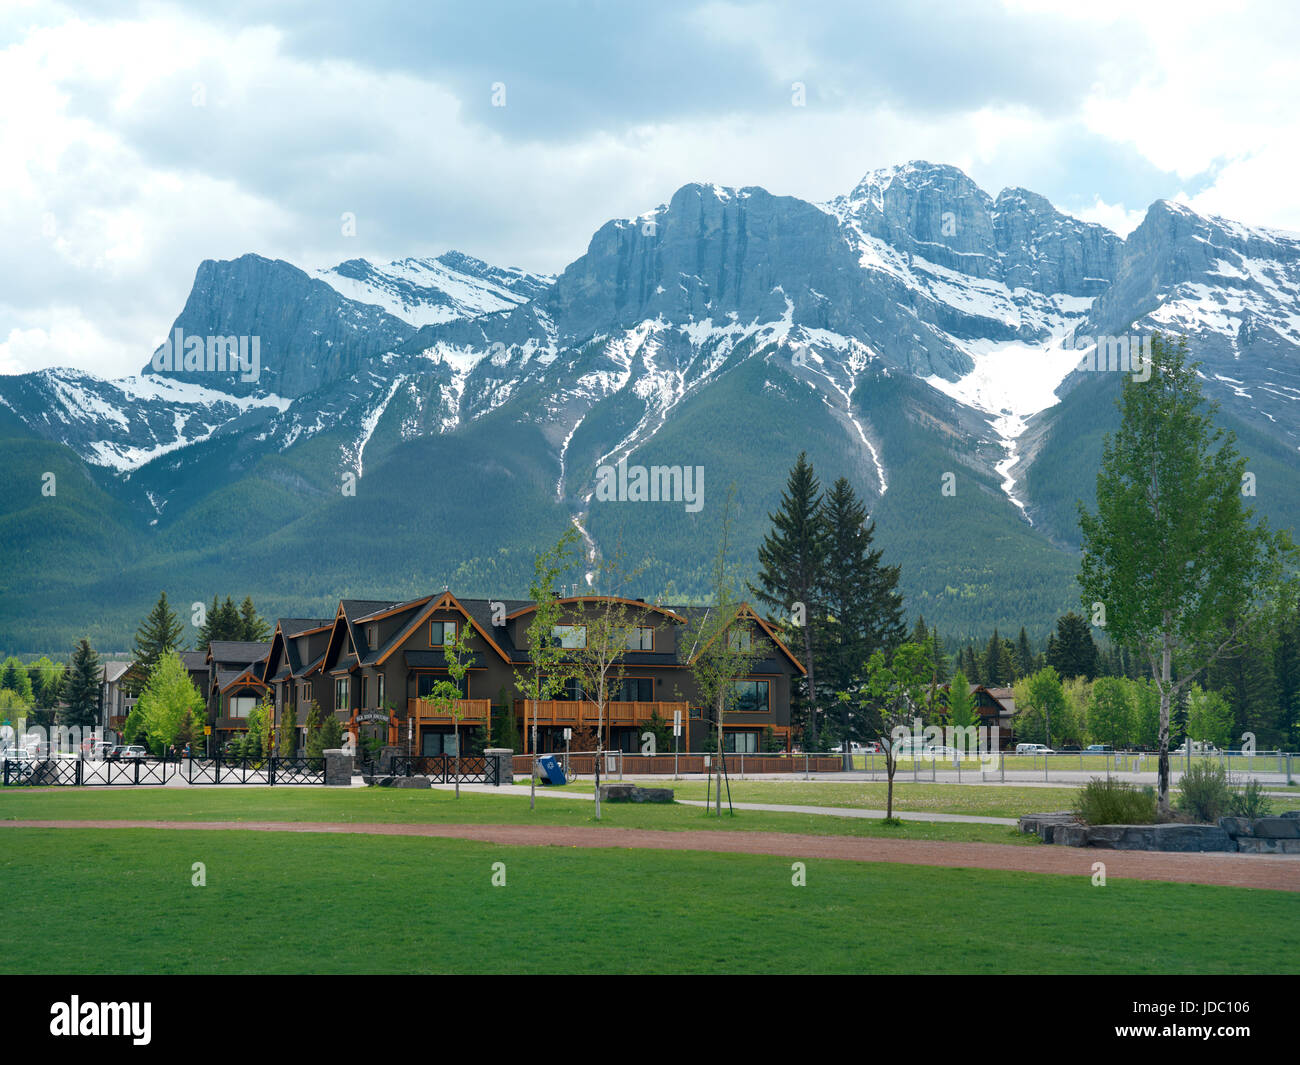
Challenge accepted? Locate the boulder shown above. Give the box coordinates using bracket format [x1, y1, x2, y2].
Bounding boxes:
[1237, 837, 1300, 854]
[1218, 816, 1254, 838]
[1253, 817, 1300, 839]
[392, 775, 431, 789]
[1149, 824, 1233, 852]
[598, 783, 674, 804]
[1019, 812, 1078, 842]
[1054, 824, 1090, 847]
[1280, 810, 1300, 820]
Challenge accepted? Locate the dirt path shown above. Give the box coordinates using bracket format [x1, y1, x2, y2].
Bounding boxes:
[5, 818, 1299, 891]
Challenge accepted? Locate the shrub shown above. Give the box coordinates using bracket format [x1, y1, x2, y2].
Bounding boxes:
[1177, 761, 1232, 822]
[1074, 777, 1157, 825]
[1228, 778, 1273, 819]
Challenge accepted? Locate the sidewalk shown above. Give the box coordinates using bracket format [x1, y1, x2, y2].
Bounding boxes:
[430, 782, 1017, 825]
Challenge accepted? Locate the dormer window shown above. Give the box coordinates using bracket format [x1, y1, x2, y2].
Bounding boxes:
[430, 620, 458, 646]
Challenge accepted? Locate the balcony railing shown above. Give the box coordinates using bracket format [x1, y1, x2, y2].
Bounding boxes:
[408, 698, 491, 722]
[512, 700, 689, 727]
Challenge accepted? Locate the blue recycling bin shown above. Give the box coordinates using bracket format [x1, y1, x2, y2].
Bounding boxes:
[536, 755, 567, 785]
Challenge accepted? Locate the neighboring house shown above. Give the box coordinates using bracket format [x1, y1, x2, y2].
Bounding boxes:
[974, 685, 1017, 748]
[101, 660, 133, 736]
[204, 641, 272, 743]
[256, 591, 805, 756]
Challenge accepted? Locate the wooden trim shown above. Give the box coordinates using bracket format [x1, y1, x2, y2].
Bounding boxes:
[506, 596, 686, 623]
[373, 590, 511, 666]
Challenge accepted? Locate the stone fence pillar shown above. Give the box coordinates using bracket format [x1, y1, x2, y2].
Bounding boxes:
[323, 748, 354, 786]
[484, 748, 514, 787]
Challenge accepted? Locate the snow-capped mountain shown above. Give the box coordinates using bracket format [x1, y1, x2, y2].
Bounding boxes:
[1, 161, 1297, 648]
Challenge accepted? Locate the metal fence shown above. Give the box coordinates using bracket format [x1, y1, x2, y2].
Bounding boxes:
[184, 756, 326, 785]
[2, 757, 178, 786]
[390, 754, 498, 785]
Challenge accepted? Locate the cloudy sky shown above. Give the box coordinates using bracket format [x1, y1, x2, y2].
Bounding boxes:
[3, 0, 1298, 378]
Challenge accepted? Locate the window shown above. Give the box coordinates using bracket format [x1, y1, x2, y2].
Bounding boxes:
[421, 731, 460, 757]
[417, 674, 467, 699]
[367, 624, 378, 649]
[376, 674, 385, 710]
[618, 677, 654, 702]
[623, 626, 654, 651]
[430, 620, 458, 646]
[724, 730, 759, 753]
[728, 629, 753, 652]
[335, 678, 349, 712]
[360, 676, 369, 709]
[551, 625, 586, 649]
[731, 680, 769, 714]
[557, 677, 586, 701]
[228, 695, 256, 719]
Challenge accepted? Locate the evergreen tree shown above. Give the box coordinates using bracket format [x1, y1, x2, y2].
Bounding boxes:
[61, 639, 102, 728]
[0, 657, 33, 703]
[947, 670, 976, 729]
[981, 630, 1015, 686]
[1015, 627, 1035, 678]
[1207, 637, 1279, 746]
[749, 453, 828, 747]
[129, 591, 185, 693]
[1046, 612, 1100, 680]
[1274, 600, 1300, 750]
[238, 596, 271, 642]
[818, 477, 905, 739]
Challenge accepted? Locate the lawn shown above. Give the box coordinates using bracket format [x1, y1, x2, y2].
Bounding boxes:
[0, 786, 1034, 845]
[3, 827, 1297, 974]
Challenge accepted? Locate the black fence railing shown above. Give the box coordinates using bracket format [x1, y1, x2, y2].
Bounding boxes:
[391, 754, 497, 785]
[1, 757, 178, 787]
[184, 756, 325, 785]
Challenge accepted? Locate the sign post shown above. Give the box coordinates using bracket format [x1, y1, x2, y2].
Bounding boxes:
[673, 710, 682, 780]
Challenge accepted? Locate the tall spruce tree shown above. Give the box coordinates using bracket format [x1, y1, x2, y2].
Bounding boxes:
[1015, 627, 1035, 677]
[817, 476, 905, 738]
[128, 591, 185, 693]
[61, 639, 101, 728]
[238, 596, 271, 642]
[1046, 612, 1100, 679]
[750, 453, 828, 747]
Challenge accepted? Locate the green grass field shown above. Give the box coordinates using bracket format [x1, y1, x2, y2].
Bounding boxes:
[3, 826, 1297, 974]
[0, 786, 1033, 844]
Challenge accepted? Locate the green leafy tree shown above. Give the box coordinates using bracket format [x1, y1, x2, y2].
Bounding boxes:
[1186, 684, 1234, 749]
[1078, 334, 1298, 814]
[947, 670, 976, 729]
[303, 701, 325, 759]
[1088, 676, 1133, 748]
[28, 656, 65, 710]
[750, 452, 829, 748]
[513, 526, 581, 810]
[1132, 678, 1161, 749]
[840, 640, 933, 821]
[684, 488, 768, 815]
[421, 618, 476, 797]
[135, 650, 204, 755]
[1, 657, 34, 703]
[61, 639, 102, 728]
[1014, 667, 1067, 747]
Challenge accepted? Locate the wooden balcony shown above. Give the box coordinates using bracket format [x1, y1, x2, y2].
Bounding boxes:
[408, 698, 491, 723]
[513, 700, 688, 727]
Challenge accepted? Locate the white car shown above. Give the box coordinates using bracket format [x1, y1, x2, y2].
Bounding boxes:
[1015, 743, 1054, 754]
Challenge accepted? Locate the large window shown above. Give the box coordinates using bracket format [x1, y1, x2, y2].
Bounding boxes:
[724, 730, 759, 753]
[421, 731, 460, 757]
[551, 625, 586, 649]
[557, 677, 586, 701]
[731, 680, 769, 714]
[623, 626, 654, 651]
[335, 678, 349, 712]
[228, 695, 256, 718]
[376, 673, 385, 709]
[360, 676, 369, 709]
[430, 620, 458, 646]
[618, 677, 654, 702]
[417, 673, 467, 700]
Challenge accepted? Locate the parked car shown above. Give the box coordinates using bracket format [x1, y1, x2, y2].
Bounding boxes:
[1085, 744, 1115, 754]
[109, 745, 148, 761]
[1015, 743, 1055, 754]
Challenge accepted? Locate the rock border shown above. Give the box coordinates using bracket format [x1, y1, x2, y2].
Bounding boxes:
[1019, 810, 1300, 853]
